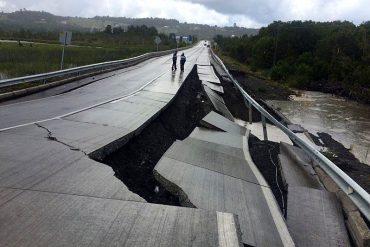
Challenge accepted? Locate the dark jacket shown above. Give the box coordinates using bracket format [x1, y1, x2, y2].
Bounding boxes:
[180, 54, 186, 64]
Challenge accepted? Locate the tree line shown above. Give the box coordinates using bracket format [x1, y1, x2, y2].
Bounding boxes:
[214, 21, 370, 103]
[0, 24, 189, 49]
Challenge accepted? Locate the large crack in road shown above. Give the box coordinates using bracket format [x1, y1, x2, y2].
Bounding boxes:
[96, 66, 215, 206]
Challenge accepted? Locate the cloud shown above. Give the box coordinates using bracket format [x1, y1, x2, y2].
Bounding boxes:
[186, 0, 370, 25]
[0, 0, 369, 28]
[0, 0, 236, 26]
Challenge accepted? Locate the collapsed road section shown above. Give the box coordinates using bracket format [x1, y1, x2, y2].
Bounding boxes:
[100, 66, 215, 205]
[0, 44, 364, 246]
[0, 45, 245, 247]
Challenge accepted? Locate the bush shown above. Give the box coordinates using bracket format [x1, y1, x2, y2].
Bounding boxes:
[270, 61, 292, 81]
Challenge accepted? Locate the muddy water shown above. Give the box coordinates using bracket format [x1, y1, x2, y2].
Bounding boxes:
[268, 90, 370, 165]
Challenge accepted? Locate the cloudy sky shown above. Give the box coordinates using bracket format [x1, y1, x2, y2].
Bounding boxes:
[0, 0, 369, 28]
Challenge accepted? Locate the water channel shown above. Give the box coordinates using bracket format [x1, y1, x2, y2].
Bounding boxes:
[268, 90, 370, 165]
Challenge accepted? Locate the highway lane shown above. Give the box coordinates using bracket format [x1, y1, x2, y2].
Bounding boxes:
[0, 44, 204, 131]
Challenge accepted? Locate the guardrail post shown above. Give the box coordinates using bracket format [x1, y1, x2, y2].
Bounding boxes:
[243, 98, 253, 124]
[211, 48, 370, 221]
[261, 114, 268, 140]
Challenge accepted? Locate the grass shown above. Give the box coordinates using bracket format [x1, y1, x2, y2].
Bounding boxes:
[214, 50, 290, 90]
[214, 50, 272, 79]
[0, 41, 170, 79]
[214, 50, 251, 74]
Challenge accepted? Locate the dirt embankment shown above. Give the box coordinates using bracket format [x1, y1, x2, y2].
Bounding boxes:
[101, 67, 214, 205]
[318, 132, 370, 193]
[214, 67, 287, 214]
[248, 135, 287, 216]
[225, 67, 370, 195]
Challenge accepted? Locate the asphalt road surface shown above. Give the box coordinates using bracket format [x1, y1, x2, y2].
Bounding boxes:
[0, 44, 204, 131]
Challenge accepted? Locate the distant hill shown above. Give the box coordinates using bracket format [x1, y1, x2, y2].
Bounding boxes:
[0, 10, 259, 39]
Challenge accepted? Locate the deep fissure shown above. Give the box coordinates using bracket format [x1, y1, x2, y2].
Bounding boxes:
[97, 66, 214, 206]
[213, 63, 288, 214]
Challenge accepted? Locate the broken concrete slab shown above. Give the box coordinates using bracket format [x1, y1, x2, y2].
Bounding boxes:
[64, 107, 153, 132]
[189, 127, 243, 149]
[183, 137, 244, 159]
[198, 74, 221, 84]
[287, 124, 305, 133]
[279, 142, 322, 190]
[164, 140, 258, 184]
[197, 66, 214, 75]
[203, 86, 234, 122]
[280, 141, 312, 164]
[155, 128, 294, 246]
[202, 81, 224, 94]
[0, 188, 23, 206]
[203, 84, 226, 104]
[235, 119, 293, 145]
[0, 131, 84, 189]
[200, 111, 246, 136]
[0, 189, 243, 247]
[278, 154, 322, 190]
[38, 119, 133, 156]
[187, 127, 244, 158]
[287, 186, 350, 247]
[154, 156, 288, 247]
[99, 98, 164, 115]
[0, 124, 142, 202]
[122, 93, 168, 107]
[143, 79, 182, 95]
[63, 90, 180, 136]
[210, 57, 228, 78]
[31, 156, 145, 202]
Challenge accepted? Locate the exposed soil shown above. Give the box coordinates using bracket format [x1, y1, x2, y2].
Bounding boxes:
[212, 64, 288, 215]
[248, 135, 287, 217]
[101, 67, 214, 205]
[217, 71, 256, 122]
[214, 67, 291, 124]
[318, 132, 370, 193]
[308, 132, 324, 147]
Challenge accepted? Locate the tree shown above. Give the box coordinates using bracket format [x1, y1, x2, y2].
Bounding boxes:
[104, 25, 112, 34]
[112, 26, 123, 35]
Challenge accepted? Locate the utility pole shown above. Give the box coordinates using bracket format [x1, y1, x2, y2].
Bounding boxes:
[59, 31, 72, 70]
[60, 35, 67, 70]
[154, 36, 161, 52]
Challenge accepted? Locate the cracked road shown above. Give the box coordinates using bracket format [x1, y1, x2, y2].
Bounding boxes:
[0, 45, 203, 131]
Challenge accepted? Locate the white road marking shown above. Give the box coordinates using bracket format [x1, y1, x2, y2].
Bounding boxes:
[0, 71, 167, 132]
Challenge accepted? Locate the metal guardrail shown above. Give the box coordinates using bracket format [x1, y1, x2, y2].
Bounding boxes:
[0, 47, 189, 88]
[210, 49, 370, 221]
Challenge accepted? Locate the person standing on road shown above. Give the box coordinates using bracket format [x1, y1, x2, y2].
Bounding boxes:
[180, 53, 186, 72]
[172, 51, 177, 71]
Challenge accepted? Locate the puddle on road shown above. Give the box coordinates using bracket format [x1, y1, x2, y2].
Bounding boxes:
[268, 90, 370, 165]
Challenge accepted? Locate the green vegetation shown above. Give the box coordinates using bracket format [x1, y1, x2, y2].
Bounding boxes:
[0, 24, 188, 78]
[214, 21, 370, 103]
[0, 42, 153, 78]
[322, 148, 338, 159]
[0, 10, 258, 40]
